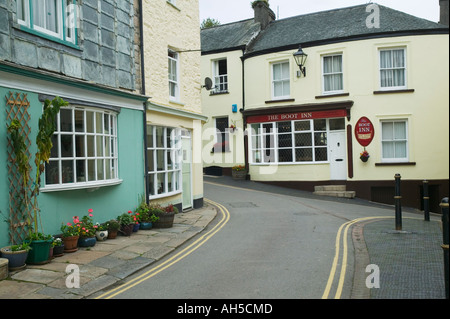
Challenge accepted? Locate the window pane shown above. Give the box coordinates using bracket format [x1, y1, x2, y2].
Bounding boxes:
[147, 150, 154, 171]
[75, 110, 84, 132]
[315, 148, 328, 161]
[96, 112, 103, 133]
[295, 133, 312, 147]
[60, 109, 72, 132]
[295, 121, 310, 131]
[314, 119, 326, 131]
[96, 136, 103, 157]
[314, 132, 327, 146]
[87, 160, 95, 181]
[75, 135, 85, 157]
[45, 161, 59, 184]
[76, 160, 86, 182]
[105, 159, 111, 180]
[86, 111, 94, 133]
[87, 136, 95, 157]
[96, 159, 103, 180]
[62, 160, 74, 183]
[278, 134, 292, 147]
[156, 127, 164, 147]
[382, 122, 393, 140]
[395, 141, 407, 158]
[61, 135, 73, 157]
[394, 122, 406, 139]
[278, 149, 292, 162]
[50, 134, 59, 158]
[329, 118, 345, 130]
[157, 150, 165, 170]
[148, 174, 155, 195]
[383, 141, 394, 158]
[380, 51, 392, 68]
[157, 173, 165, 194]
[147, 126, 154, 148]
[296, 148, 312, 162]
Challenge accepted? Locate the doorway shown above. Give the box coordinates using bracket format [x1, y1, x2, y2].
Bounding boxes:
[328, 131, 347, 180]
[181, 130, 193, 210]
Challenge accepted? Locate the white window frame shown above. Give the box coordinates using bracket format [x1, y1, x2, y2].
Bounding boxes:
[379, 48, 407, 90]
[212, 59, 228, 93]
[271, 61, 290, 100]
[168, 49, 180, 102]
[380, 120, 409, 162]
[322, 54, 344, 94]
[147, 125, 182, 199]
[43, 106, 120, 192]
[16, 0, 77, 45]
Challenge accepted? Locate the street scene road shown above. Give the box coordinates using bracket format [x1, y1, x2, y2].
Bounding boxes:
[105, 176, 445, 299]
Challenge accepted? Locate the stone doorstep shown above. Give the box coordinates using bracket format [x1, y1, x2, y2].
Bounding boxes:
[313, 190, 356, 198]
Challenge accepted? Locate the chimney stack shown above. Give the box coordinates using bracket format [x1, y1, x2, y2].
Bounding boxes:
[440, 0, 449, 26]
[252, 0, 275, 30]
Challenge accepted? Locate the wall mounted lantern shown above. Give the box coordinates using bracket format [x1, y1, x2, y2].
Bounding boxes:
[293, 45, 308, 77]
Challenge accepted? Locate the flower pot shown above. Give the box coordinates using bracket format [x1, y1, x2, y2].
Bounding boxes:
[78, 236, 97, 247]
[361, 157, 369, 162]
[0, 258, 8, 280]
[140, 222, 153, 230]
[133, 223, 140, 232]
[153, 212, 175, 228]
[49, 246, 54, 260]
[62, 235, 79, 253]
[120, 224, 134, 236]
[107, 230, 118, 239]
[95, 230, 108, 241]
[0, 247, 28, 271]
[232, 169, 247, 180]
[53, 244, 64, 257]
[26, 239, 52, 265]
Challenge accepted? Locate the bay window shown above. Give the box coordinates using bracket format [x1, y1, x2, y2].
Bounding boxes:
[147, 125, 182, 198]
[45, 106, 119, 189]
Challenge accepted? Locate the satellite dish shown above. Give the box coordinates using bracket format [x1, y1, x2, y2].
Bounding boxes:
[203, 77, 213, 90]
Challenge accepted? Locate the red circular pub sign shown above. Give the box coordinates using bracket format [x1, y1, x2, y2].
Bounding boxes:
[355, 117, 375, 147]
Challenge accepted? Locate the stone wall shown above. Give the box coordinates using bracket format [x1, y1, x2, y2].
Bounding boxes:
[0, 0, 141, 93]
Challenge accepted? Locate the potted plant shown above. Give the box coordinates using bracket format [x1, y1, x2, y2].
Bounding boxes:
[52, 237, 64, 257]
[231, 164, 247, 180]
[117, 212, 134, 236]
[106, 220, 120, 239]
[153, 204, 178, 228]
[60, 216, 81, 253]
[95, 222, 108, 241]
[77, 209, 97, 247]
[0, 242, 31, 271]
[131, 211, 141, 232]
[139, 206, 160, 230]
[360, 150, 370, 162]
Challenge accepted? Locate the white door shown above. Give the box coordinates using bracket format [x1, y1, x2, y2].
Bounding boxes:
[328, 131, 347, 180]
[181, 131, 193, 210]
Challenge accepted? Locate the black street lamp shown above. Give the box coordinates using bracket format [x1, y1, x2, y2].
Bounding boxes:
[293, 45, 308, 77]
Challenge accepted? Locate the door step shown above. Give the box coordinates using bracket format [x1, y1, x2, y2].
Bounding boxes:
[314, 185, 356, 199]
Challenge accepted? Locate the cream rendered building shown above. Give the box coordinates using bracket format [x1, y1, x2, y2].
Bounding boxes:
[142, 0, 206, 210]
[201, 1, 449, 211]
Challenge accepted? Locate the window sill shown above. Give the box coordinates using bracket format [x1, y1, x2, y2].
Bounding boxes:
[149, 190, 182, 200]
[315, 93, 350, 99]
[16, 25, 79, 50]
[41, 179, 123, 193]
[265, 98, 295, 104]
[375, 162, 416, 166]
[373, 89, 415, 95]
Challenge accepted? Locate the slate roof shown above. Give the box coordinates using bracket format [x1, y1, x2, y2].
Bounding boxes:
[201, 3, 448, 56]
[201, 18, 261, 54]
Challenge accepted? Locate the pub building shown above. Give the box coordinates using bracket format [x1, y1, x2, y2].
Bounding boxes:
[201, 1, 449, 211]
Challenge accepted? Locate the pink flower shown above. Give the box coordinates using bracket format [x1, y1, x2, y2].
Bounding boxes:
[89, 214, 93, 217]
[88, 209, 93, 213]
[67, 222, 72, 226]
[128, 210, 132, 214]
[73, 218, 79, 224]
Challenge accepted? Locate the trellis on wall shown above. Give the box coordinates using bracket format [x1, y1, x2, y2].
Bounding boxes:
[5, 91, 32, 245]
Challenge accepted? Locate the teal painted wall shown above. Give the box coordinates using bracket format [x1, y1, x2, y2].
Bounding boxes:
[0, 87, 145, 248]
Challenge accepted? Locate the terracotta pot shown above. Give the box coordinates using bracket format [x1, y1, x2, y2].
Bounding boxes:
[107, 230, 118, 239]
[120, 224, 134, 236]
[62, 235, 79, 253]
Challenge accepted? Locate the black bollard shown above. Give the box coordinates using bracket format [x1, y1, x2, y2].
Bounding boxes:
[441, 197, 449, 299]
[423, 180, 430, 221]
[394, 174, 402, 231]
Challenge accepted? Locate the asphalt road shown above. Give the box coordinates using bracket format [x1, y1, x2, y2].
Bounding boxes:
[109, 178, 410, 299]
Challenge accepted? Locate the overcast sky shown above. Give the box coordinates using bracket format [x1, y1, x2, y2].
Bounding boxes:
[199, 0, 442, 25]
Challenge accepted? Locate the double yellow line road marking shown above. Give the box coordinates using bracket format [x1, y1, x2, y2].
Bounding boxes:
[95, 198, 230, 299]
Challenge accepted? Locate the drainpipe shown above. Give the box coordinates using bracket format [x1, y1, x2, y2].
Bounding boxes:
[139, 0, 149, 204]
[239, 48, 249, 173]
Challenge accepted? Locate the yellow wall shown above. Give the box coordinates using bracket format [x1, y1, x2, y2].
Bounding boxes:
[142, 0, 204, 203]
[214, 34, 449, 182]
[201, 50, 246, 168]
